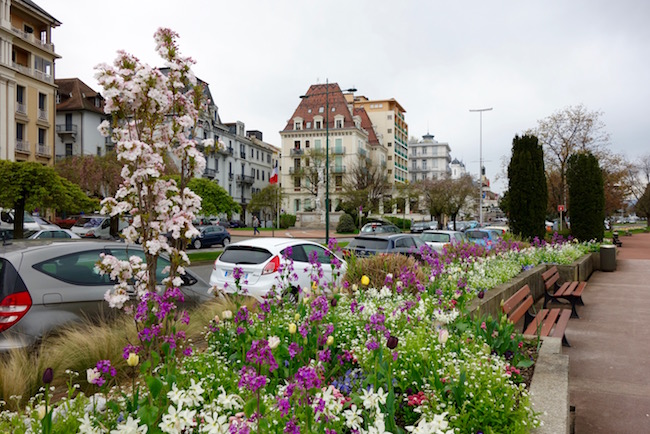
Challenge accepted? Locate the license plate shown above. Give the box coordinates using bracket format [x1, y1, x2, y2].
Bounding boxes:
[224, 270, 248, 279]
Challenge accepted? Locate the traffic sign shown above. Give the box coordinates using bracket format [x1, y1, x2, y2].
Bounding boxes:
[558, 205, 565, 212]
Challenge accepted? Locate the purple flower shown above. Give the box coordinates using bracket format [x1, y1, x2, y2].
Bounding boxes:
[309, 296, 329, 322]
[238, 366, 268, 392]
[246, 340, 278, 371]
[294, 366, 321, 390]
[277, 398, 291, 417]
[284, 418, 300, 434]
[366, 338, 380, 351]
[288, 342, 302, 359]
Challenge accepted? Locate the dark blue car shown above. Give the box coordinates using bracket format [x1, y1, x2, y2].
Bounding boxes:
[342, 234, 427, 259]
[191, 225, 231, 249]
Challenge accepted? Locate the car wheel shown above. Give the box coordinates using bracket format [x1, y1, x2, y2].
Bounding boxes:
[193, 239, 202, 249]
[282, 285, 300, 304]
[222, 237, 230, 247]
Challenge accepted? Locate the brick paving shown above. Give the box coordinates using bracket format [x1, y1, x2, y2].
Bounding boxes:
[565, 231, 650, 433]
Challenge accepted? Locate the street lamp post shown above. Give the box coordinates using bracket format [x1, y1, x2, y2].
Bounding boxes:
[469, 107, 492, 227]
[300, 80, 356, 244]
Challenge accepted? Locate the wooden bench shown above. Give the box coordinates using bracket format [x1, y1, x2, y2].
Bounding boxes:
[503, 284, 572, 347]
[542, 265, 587, 319]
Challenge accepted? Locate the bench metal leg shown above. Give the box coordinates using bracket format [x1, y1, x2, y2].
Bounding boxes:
[562, 334, 571, 347]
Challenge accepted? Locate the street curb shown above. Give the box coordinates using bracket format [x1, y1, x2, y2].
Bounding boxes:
[531, 337, 570, 434]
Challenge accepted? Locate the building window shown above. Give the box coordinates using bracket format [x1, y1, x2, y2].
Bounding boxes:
[315, 120, 322, 129]
[294, 121, 302, 130]
[315, 139, 321, 149]
[257, 169, 259, 180]
[306, 122, 311, 129]
[422, 147, 427, 155]
[17, 86, 25, 104]
[387, 114, 393, 120]
[229, 184, 232, 196]
[16, 123, 25, 142]
[305, 140, 310, 148]
[294, 177, 301, 188]
[388, 142, 392, 147]
[38, 128, 46, 145]
[38, 93, 47, 110]
[294, 199, 301, 212]
[422, 160, 427, 170]
[262, 171, 265, 181]
[65, 143, 73, 156]
[319, 107, 324, 113]
[267, 154, 271, 163]
[256, 150, 259, 160]
[97, 147, 102, 156]
[388, 156, 392, 161]
[335, 176, 342, 187]
[335, 119, 343, 128]
[387, 128, 392, 134]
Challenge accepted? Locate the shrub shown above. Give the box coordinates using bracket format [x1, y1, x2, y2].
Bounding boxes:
[342, 253, 427, 293]
[567, 152, 605, 241]
[336, 213, 357, 233]
[383, 216, 411, 231]
[279, 213, 296, 229]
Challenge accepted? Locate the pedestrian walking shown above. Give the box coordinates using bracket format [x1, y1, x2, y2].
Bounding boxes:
[253, 216, 260, 235]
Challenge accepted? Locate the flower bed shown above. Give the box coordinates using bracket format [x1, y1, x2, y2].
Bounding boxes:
[0, 238, 595, 433]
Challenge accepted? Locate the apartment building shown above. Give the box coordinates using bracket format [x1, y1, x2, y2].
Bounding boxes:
[54, 78, 107, 159]
[408, 133, 451, 182]
[280, 83, 376, 213]
[348, 95, 408, 184]
[0, 0, 60, 163]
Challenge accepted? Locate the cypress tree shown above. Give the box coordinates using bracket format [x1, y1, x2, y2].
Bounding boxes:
[507, 134, 547, 240]
[567, 152, 605, 241]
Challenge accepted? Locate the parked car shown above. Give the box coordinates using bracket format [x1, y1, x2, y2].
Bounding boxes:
[192, 216, 212, 226]
[360, 222, 401, 234]
[1, 210, 59, 232]
[465, 229, 501, 249]
[71, 216, 128, 239]
[25, 229, 81, 240]
[229, 220, 246, 228]
[447, 220, 479, 232]
[0, 240, 212, 351]
[481, 225, 510, 235]
[410, 221, 438, 234]
[210, 238, 346, 301]
[190, 225, 231, 249]
[419, 230, 467, 253]
[343, 233, 427, 259]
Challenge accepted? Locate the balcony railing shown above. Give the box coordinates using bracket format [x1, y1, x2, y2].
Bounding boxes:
[11, 26, 55, 52]
[16, 103, 27, 115]
[217, 146, 232, 155]
[37, 144, 50, 157]
[332, 147, 345, 155]
[15, 140, 30, 153]
[237, 175, 255, 185]
[203, 168, 216, 179]
[290, 148, 304, 156]
[240, 151, 246, 159]
[38, 109, 48, 121]
[332, 166, 346, 174]
[358, 148, 367, 157]
[56, 124, 78, 134]
[289, 167, 301, 175]
[228, 173, 234, 180]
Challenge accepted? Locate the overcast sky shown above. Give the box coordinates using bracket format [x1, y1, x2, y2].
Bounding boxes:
[40, 0, 650, 194]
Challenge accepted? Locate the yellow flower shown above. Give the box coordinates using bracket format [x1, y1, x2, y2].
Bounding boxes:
[126, 352, 140, 367]
[312, 281, 318, 291]
[37, 405, 46, 420]
[361, 275, 370, 286]
[326, 335, 334, 346]
[222, 310, 233, 320]
[288, 323, 297, 334]
[294, 313, 301, 321]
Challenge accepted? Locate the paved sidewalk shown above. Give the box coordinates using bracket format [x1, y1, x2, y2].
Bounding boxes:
[564, 231, 650, 433]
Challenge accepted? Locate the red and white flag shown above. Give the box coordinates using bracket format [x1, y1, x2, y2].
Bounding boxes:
[269, 164, 278, 184]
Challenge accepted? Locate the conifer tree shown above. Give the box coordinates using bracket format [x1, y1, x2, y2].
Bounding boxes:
[567, 152, 605, 241]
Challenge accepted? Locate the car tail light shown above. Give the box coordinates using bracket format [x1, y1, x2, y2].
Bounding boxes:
[262, 255, 280, 275]
[0, 291, 32, 333]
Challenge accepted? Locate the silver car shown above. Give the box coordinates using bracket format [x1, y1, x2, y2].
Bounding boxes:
[0, 240, 211, 351]
[420, 230, 467, 253]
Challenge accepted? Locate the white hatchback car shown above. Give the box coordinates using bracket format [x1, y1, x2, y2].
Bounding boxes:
[209, 238, 347, 301]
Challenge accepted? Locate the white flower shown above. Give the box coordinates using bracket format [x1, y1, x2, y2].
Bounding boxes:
[78, 413, 102, 434]
[86, 368, 101, 385]
[438, 328, 449, 345]
[268, 336, 281, 349]
[200, 411, 229, 434]
[406, 412, 453, 434]
[343, 404, 363, 430]
[221, 310, 233, 320]
[110, 415, 148, 434]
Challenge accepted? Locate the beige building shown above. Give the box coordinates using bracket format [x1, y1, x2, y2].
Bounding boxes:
[0, 0, 60, 163]
[280, 83, 382, 214]
[348, 95, 408, 185]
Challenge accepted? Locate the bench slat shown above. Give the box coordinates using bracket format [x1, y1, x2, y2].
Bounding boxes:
[541, 266, 558, 280]
[552, 309, 572, 339]
[573, 282, 587, 298]
[502, 285, 532, 315]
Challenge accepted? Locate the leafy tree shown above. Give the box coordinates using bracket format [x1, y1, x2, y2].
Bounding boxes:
[635, 183, 650, 227]
[0, 161, 96, 238]
[295, 147, 326, 207]
[249, 185, 284, 225]
[507, 134, 547, 240]
[567, 152, 605, 241]
[532, 105, 610, 216]
[166, 176, 239, 217]
[447, 175, 477, 231]
[336, 213, 357, 233]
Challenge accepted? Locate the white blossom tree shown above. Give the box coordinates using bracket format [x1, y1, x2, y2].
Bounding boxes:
[95, 28, 219, 307]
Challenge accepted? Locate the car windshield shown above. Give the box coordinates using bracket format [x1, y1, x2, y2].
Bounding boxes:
[347, 238, 390, 250]
[466, 231, 488, 239]
[74, 217, 103, 228]
[219, 246, 273, 265]
[421, 233, 450, 243]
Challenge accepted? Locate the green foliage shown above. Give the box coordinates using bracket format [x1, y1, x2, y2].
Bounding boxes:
[567, 152, 605, 241]
[0, 161, 96, 237]
[336, 213, 357, 233]
[383, 216, 411, 230]
[507, 134, 547, 240]
[279, 213, 296, 229]
[635, 183, 650, 222]
[248, 185, 283, 218]
[169, 176, 240, 216]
